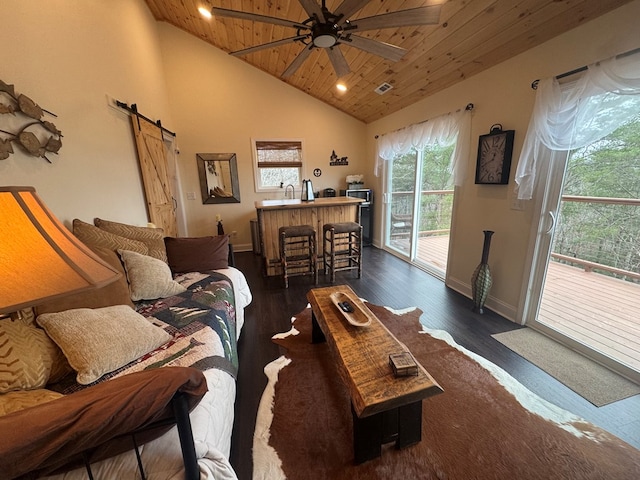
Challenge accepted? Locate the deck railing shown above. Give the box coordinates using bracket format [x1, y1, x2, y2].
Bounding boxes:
[390, 190, 454, 237]
[389, 192, 640, 284]
[550, 252, 640, 281]
[552, 194, 640, 283]
[561, 195, 640, 206]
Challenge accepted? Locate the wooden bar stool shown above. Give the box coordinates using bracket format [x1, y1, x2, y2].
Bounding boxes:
[279, 225, 318, 288]
[323, 222, 363, 283]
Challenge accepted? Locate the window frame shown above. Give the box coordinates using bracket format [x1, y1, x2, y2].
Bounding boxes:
[251, 138, 306, 193]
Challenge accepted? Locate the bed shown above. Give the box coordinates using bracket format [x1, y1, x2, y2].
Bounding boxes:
[0, 219, 252, 480]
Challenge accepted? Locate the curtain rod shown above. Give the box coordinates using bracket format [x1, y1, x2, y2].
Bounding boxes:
[115, 100, 176, 137]
[531, 46, 640, 90]
[374, 103, 474, 139]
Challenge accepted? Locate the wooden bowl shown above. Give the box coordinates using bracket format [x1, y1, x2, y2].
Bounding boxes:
[329, 291, 374, 327]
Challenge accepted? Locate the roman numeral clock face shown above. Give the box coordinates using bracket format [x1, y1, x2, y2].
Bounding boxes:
[475, 129, 515, 185]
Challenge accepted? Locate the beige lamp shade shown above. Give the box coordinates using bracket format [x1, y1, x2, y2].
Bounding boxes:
[0, 186, 121, 314]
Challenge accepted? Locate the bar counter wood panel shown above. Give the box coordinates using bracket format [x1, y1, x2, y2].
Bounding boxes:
[255, 197, 363, 277]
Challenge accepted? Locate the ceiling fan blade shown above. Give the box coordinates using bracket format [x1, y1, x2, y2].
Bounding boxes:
[340, 35, 406, 62]
[230, 36, 308, 57]
[212, 7, 309, 30]
[326, 46, 351, 78]
[347, 5, 442, 32]
[297, 0, 324, 21]
[282, 44, 315, 78]
[334, 0, 372, 24]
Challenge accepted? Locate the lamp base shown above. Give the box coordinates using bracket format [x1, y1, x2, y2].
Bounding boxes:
[0, 309, 31, 322]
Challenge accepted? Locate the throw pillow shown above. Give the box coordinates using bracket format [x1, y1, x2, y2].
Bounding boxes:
[72, 219, 148, 256]
[0, 321, 69, 393]
[35, 245, 134, 315]
[36, 305, 172, 385]
[164, 235, 229, 274]
[94, 218, 167, 263]
[118, 249, 187, 301]
[0, 389, 64, 416]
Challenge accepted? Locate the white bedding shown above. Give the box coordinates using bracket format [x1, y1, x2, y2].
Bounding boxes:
[44, 266, 252, 480]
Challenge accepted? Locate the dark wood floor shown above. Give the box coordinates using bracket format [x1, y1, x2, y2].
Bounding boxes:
[229, 247, 640, 480]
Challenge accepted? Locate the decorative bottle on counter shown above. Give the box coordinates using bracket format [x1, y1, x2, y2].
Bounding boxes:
[471, 230, 494, 314]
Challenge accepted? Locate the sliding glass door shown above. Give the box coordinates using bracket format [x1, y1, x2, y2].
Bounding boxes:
[524, 116, 640, 381]
[383, 144, 455, 279]
[516, 53, 640, 381]
[414, 145, 455, 275]
[385, 152, 417, 259]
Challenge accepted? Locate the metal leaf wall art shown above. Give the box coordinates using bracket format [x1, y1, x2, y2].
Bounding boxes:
[0, 79, 63, 163]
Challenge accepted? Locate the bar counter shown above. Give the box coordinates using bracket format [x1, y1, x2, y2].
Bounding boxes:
[255, 197, 363, 276]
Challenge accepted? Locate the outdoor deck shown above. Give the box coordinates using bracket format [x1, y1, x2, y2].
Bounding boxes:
[391, 235, 640, 374]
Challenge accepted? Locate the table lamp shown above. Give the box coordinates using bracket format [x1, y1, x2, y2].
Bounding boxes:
[0, 186, 121, 316]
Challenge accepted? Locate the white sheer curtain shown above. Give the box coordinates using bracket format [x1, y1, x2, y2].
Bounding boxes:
[515, 52, 640, 199]
[375, 108, 472, 186]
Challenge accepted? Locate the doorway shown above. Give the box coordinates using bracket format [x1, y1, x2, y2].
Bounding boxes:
[383, 144, 455, 279]
[523, 116, 640, 382]
[130, 116, 179, 237]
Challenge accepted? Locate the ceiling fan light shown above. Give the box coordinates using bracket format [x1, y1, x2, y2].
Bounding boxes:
[336, 82, 347, 92]
[198, 6, 212, 19]
[314, 34, 337, 48]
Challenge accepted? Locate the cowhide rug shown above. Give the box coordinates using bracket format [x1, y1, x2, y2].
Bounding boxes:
[252, 304, 640, 480]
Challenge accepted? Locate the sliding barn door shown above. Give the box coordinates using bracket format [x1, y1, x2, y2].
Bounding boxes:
[130, 116, 178, 237]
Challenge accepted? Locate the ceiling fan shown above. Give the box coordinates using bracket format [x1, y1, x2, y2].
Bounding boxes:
[211, 0, 442, 79]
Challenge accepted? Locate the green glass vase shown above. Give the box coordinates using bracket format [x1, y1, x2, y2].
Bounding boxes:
[471, 230, 494, 314]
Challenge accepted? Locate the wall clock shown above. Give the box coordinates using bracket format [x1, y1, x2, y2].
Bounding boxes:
[475, 124, 515, 185]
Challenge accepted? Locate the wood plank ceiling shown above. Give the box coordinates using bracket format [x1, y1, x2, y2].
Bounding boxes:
[143, 0, 633, 123]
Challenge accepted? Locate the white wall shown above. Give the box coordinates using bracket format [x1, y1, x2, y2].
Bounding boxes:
[156, 24, 367, 243]
[365, 0, 640, 321]
[0, 0, 172, 227]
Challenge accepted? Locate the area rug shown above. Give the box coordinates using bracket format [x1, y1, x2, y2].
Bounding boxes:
[252, 304, 640, 480]
[492, 328, 640, 407]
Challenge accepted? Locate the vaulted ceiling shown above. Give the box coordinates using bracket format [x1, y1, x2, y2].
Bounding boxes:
[143, 0, 632, 123]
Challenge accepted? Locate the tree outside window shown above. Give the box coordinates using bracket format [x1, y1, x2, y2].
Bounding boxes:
[553, 114, 640, 278]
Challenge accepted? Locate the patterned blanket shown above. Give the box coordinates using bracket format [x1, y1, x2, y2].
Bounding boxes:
[57, 271, 237, 394]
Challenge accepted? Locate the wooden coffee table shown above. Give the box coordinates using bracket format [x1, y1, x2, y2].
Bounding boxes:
[307, 285, 443, 464]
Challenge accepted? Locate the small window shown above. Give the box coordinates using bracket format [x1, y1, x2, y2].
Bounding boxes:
[252, 139, 304, 192]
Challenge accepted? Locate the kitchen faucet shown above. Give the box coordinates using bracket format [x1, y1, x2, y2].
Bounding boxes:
[284, 184, 295, 199]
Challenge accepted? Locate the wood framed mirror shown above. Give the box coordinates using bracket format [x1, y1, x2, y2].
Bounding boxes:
[197, 153, 241, 204]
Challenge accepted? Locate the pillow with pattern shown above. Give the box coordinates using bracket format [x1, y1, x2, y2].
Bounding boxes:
[94, 218, 167, 263]
[0, 321, 69, 393]
[72, 219, 148, 255]
[0, 389, 64, 416]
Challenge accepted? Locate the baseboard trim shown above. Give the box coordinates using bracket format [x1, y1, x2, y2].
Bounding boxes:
[446, 275, 518, 323]
[231, 242, 253, 253]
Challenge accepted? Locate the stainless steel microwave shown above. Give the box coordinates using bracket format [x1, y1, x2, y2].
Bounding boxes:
[341, 188, 372, 205]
